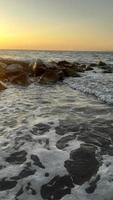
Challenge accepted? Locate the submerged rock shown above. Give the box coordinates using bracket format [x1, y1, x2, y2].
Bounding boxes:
[0, 178, 17, 191]
[6, 150, 27, 164]
[64, 145, 99, 185]
[41, 175, 74, 200]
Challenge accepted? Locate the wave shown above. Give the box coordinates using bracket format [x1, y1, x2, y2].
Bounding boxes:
[64, 71, 113, 105]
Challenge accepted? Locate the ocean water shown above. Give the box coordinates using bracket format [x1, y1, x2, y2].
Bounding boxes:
[0, 50, 113, 200]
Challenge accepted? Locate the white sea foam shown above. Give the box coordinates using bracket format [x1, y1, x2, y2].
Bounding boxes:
[64, 70, 113, 105]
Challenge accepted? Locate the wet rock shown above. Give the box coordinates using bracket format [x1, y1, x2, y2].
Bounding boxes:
[103, 69, 112, 73]
[31, 123, 50, 135]
[0, 178, 17, 191]
[78, 130, 112, 153]
[6, 64, 24, 76]
[15, 187, 23, 199]
[12, 167, 36, 180]
[56, 134, 76, 149]
[62, 67, 80, 77]
[8, 72, 30, 86]
[0, 81, 7, 91]
[64, 145, 99, 185]
[57, 60, 72, 67]
[31, 154, 45, 168]
[32, 59, 47, 76]
[6, 150, 27, 164]
[41, 175, 74, 200]
[88, 63, 97, 67]
[26, 182, 37, 195]
[85, 175, 100, 194]
[98, 61, 106, 66]
[55, 120, 80, 135]
[0, 63, 7, 80]
[86, 65, 94, 71]
[39, 69, 64, 84]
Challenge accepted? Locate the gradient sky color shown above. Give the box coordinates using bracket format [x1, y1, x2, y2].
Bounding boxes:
[0, 0, 113, 50]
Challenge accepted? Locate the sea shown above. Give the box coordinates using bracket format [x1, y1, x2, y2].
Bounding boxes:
[0, 50, 113, 200]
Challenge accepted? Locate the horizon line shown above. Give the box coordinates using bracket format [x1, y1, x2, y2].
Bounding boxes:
[0, 48, 113, 52]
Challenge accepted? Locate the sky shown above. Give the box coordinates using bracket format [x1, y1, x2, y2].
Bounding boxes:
[0, 0, 113, 50]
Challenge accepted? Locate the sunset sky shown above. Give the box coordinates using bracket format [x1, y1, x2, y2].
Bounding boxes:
[0, 0, 113, 50]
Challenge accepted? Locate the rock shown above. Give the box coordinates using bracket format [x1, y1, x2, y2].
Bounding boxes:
[88, 63, 97, 67]
[98, 61, 106, 66]
[103, 69, 112, 73]
[12, 167, 36, 180]
[85, 174, 100, 194]
[0, 63, 7, 80]
[55, 120, 80, 135]
[57, 60, 72, 67]
[86, 65, 94, 71]
[64, 145, 99, 185]
[6, 64, 24, 76]
[6, 150, 27, 164]
[32, 59, 47, 76]
[31, 123, 50, 135]
[39, 69, 63, 84]
[0, 178, 17, 191]
[8, 72, 30, 86]
[0, 81, 7, 91]
[62, 67, 80, 77]
[72, 63, 86, 72]
[41, 175, 74, 200]
[56, 134, 76, 150]
[31, 154, 45, 168]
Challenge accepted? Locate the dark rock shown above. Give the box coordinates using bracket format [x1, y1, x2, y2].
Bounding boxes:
[62, 67, 80, 77]
[32, 59, 47, 76]
[56, 134, 76, 149]
[0, 63, 7, 81]
[57, 60, 71, 67]
[98, 61, 106, 66]
[31, 123, 50, 135]
[31, 154, 45, 168]
[39, 69, 64, 84]
[12, 167, 36, 180]
[103, 69, 112, 73]
[41, 175, 74, 200]
[64, 146, 99, 185]
[88, 63, 97, 67]
[15, 187, 23, 199]
[26, 182, 37, 195]
[55, 120, 80, 135]
[6, 64, 24, 76]
[8, 72, 30, 86]
[85, 175, 100, 194]
[45, 173, 49, 177]
[6, 150, 27, 164]
[0, 178, 17, 191]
